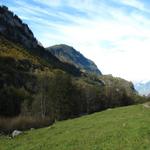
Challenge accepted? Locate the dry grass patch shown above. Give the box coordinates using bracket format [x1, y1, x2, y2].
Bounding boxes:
[0, 116, 52, 134]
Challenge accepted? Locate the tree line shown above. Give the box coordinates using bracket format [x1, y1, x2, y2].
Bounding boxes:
[0, 69, 143, 123]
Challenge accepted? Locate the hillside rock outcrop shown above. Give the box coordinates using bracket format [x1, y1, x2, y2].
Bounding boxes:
[0, 6, 38, 49]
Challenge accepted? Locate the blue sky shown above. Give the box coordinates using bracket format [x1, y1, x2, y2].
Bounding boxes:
[1, 0, 150, 82]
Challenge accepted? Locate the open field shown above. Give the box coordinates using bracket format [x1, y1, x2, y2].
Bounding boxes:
[0, 104, 150, 150]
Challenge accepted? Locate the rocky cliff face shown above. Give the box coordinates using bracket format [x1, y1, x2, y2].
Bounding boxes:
[0, 6, 38, 49]
[47, 44, 102, 76]
[0, 6, 81, 76]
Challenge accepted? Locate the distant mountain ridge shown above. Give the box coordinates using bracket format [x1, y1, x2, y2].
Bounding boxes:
[47, 44, 102, 76]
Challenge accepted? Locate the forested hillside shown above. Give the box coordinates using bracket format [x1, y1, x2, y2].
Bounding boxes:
[0, 5, 143, 132]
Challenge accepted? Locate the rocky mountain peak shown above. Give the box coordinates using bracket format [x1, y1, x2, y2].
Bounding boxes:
[47, 44, 102, 76]
[0, 5, 38, 49]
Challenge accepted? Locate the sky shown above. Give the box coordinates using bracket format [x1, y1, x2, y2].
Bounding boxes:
[1, 0, 150, 83]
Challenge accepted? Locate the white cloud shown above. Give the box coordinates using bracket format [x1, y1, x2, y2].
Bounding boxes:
[114, 0, 146, 11]
[33, 0, 62, 7]
[34, 1, 150, 82]
[4, 0, 150, 82]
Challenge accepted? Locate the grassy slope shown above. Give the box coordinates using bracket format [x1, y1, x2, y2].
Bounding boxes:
[0, 36, 45, 65]
[0, 104, 150, 150]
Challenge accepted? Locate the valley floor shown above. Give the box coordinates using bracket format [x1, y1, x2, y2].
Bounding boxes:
[0, 104, 150, 150]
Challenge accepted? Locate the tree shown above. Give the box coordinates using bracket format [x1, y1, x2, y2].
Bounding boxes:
[0, 86, 27, 117]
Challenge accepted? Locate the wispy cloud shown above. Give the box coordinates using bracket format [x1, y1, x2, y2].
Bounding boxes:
[1, 0, 150, 82]
[33, 0, 63, 7]
[114, 0, 146, 11]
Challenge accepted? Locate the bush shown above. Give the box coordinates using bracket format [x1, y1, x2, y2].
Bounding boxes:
[0, 116, 53, 134]
[0, 86, 28, 117]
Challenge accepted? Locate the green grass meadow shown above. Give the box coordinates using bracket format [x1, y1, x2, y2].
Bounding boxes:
[1, 104, 150, 150]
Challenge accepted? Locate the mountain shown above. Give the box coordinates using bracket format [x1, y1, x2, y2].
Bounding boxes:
[134, 81, 150, 96]
[0, 5, 140, 125]
[0, 6, 38, 49]
[47, 44, 102, 75]
[0, 6, 81, 76]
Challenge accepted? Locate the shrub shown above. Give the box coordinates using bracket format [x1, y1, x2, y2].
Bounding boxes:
[0, 116, 53, 134]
